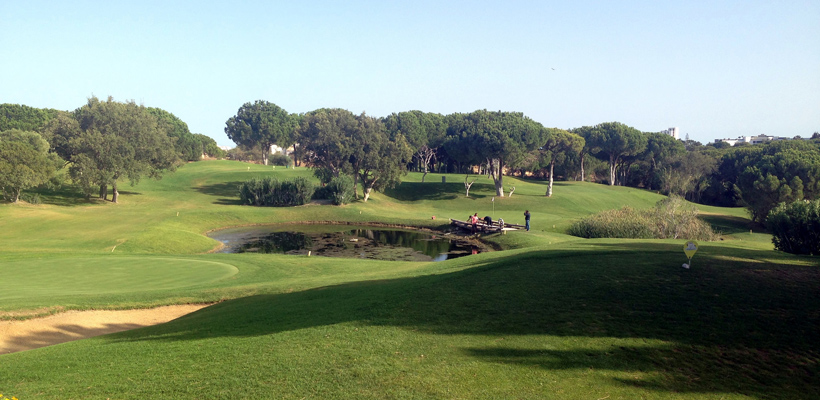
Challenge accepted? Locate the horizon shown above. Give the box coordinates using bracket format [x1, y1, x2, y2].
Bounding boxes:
[2, 1, 818, 147]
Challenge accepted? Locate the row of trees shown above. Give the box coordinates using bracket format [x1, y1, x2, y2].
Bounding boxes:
[0, 98, 225, 203]
[225, 101, 820, 222]
[225, 102, 590, 200]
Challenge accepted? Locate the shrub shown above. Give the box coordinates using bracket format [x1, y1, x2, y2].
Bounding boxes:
[568, 195, 718, 240]
[312, 184, 331, 200]
[567, 206, 654, 239]
[19, 193, 42, 204]
[766, 199, 820, 255]
[238, 176, 314, 207]
[326, 175, 354, 205]
[269, 153, 291, 167]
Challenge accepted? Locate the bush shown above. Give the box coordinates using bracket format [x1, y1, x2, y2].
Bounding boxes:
[766, 199, 820, 255]
[269, 153, 291, 167]
[567, 206, 654, 239]
[312, 184, 331, 200]
[326, 175, 354, 205]
[238, 176, 314, 207]
[19, 193, 42, 204]
[568, 195, 718, 240]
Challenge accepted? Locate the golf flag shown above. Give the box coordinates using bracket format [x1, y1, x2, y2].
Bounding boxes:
[684, 241, 698, 259]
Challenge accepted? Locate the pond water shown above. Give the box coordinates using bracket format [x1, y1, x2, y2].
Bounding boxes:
[208, 225, 482, 262]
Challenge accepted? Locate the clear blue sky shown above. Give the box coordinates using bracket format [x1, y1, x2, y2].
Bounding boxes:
[2, 0, 818, 146]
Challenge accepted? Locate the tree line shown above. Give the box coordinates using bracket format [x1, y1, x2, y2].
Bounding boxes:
[3, 98, 818, 225]
[225, 100, 820, 221]
[0, 98, 225, 203]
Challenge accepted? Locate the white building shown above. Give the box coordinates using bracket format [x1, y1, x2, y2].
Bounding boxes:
[662, 127, 679, 140]
[716, 134, 791, 146]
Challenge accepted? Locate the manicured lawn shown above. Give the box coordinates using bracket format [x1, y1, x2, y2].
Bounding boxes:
[0, 160, 816, 399]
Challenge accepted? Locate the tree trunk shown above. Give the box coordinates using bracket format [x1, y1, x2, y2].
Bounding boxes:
[547, 160, 555, 197]
[422, 171, 428, 183]
[263, 144, 270, 166]
[609, 155, 617, 186]
[580, 152, 586, 182]
[99, 184, 108, 200]
[353, 169, 360, 199]
[11, 188, 20, 203]
[363, 186, 373, 202]
[493, 158, 505, 197]
[112, 181, 119, 203]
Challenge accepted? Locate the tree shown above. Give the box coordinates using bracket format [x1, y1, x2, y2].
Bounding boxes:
[0, 103, 60, 133]
[193, 134, 225, 158]
[42, 110, 80, 162]
[444, 110, 544, 197]
[224, 101, 296, 166]
[0, 131, 57, 202]
[540, 128, 584, 197]
[587, 122, 647, 186]
[148, 107, 200, 161]
[713, 140, 820, 222]
[661, 151, 718, 202]
[636, 132, 686, 189]
[68, 96, 179, 203]
[383, 111, 446, 181]
[298, 108, 358, 185]
[353, 113, 413, 201]
[570, 125, 601, 182]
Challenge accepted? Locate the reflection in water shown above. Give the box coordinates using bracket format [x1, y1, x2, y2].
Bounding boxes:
[211, 226, 480, 262]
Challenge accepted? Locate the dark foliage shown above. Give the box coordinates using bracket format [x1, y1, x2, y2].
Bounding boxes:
[238, 176, 314, 207]
[766, 199, 820, 255]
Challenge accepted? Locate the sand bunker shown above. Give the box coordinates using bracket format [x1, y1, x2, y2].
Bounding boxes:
[0, 304, 209, 354]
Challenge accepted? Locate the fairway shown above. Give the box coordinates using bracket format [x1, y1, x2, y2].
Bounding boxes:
[1, 161, 817, 399]
[0, 257, 238, 300]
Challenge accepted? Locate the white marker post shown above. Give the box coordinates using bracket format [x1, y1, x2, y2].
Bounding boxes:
[683, 241, 698, 269]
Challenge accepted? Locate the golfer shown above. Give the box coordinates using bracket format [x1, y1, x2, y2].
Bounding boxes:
[524, 210, 530, 231]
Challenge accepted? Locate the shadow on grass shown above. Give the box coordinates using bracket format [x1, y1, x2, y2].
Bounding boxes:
[193, 181, 244, 205]
[114, 246, 820, 398]
[700, 214, 766, 235]
[383, 181, 491, 201]
[27, 186, 100, 207]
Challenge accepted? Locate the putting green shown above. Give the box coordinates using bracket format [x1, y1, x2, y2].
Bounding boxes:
[0, 257, 238, 300]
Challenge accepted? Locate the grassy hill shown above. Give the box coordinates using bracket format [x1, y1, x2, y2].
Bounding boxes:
[1, 160, 817, 399]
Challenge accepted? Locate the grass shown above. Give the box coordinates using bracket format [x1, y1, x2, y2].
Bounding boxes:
[0, 160, 817, 399]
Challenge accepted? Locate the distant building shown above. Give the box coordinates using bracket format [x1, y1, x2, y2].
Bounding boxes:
[218, 145, 233, 151]
[270, 144, 295, 155]
[716, 134, 791, 146]
[661, 127, 679, 140]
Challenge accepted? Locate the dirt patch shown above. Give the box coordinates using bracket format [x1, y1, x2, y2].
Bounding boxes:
[0, 304, 210, 355]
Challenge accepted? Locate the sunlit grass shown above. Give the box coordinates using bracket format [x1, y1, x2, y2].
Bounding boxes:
[1, 160, 816, 399]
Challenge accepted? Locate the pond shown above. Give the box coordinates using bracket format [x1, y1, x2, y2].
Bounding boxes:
[208, 224, 482, 262]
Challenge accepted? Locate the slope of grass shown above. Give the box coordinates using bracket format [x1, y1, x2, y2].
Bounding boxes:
[1, 160, 815, 399]
[2, 240, 818, 399]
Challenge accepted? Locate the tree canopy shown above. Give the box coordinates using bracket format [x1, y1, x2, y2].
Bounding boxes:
[297, 108, 359, 183]
[540, 128, 584, 197]
[0, 103, 60, 133]
[0, 130, 57, 202]
[444, 110, 544, 196]
[67, 96, 180, 203]
[353, 113, 413, 201]
[586, 122, 647, 186]
[225, 101, 296, 166]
